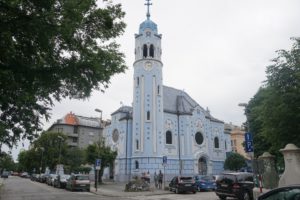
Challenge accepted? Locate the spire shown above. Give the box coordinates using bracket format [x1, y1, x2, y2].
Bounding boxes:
[144, 0, 152, 20]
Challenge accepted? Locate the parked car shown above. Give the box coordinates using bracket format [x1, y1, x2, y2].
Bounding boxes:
[194, 175, 216, 191]
[1, 171, 9, 178]
[20, 172, 30, 178]
[215, 172, 254, 200]
[46, 174, 57, 186]
[65, 174, 90, 192]
[169, 176, 197, 194]
[257, 185, 300, 200]
[54, 174, 70, 188]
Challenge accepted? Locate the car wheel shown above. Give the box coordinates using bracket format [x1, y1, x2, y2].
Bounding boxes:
[242, 192, 251, 200]
[218, 195, 226, 200]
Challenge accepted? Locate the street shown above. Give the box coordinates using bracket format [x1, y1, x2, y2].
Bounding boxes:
[0, 176, 226, 200]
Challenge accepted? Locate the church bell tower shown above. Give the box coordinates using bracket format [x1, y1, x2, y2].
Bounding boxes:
[132, 0, 164, 157]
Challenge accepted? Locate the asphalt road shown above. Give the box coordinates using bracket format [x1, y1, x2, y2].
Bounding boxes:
[0, 176, 127, 200]
[0, 176, 229, 200]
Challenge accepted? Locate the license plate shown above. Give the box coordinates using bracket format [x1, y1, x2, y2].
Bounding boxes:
[80, 184, 86, 186]
[185, 184, 191, 186]
[221, 184, 228, 187]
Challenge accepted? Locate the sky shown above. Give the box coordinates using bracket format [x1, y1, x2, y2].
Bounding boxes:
[3, 0, 300, 161]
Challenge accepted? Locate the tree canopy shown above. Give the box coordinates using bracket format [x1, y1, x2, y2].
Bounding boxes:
[224, 152, 247, 171]
[0, 0, 126, 148]
[246, 38, 300, 159]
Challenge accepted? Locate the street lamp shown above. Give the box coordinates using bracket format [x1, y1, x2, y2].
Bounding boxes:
[95, 108, 103, 131]
[39, 147, 44, 175]
[57, 136, 63, 164]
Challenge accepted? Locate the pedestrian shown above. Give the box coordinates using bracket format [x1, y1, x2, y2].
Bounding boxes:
[154, 171, 158, 188]
[158, 170, 163, 189]
[145, 171, 150, 184]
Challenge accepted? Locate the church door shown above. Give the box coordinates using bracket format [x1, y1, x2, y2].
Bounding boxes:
[198, 157, 207, 175]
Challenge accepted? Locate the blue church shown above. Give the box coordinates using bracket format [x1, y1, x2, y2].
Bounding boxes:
[104, 0, 231, 182]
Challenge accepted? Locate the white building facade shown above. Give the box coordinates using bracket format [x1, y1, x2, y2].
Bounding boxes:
[104, 1, 231, 182]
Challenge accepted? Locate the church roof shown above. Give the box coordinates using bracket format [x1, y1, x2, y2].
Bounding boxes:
[163, 86, 223, 123]
[111, 106, 133, 116]
[139, 19, 158, 34]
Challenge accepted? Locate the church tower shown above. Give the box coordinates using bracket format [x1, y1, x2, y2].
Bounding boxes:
[132, 0, 164, 158]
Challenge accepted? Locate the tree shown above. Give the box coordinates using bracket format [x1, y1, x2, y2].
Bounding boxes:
[0, 152, 16, 172]
[0, 0, 126, 148]
[224, 153, 247, 171]
[246, 38, 300, 155]
[245, 38, 300, 170]
[17, 149, 39, 173]
[31, 131, 67, 171]
[85, 139, 117, 183]
[64, 147, 85, 174]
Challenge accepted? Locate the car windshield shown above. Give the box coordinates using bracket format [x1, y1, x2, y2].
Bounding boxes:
[75, 175, 89, 180]
[61, 175, 70, 179]
[219, 174, 236, 184]
[201, 176, 214, 181]
[179, 177, 194, 183]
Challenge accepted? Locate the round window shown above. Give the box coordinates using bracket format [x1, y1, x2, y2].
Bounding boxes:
[195, 132, 204, 145]
[112, 129, 119, 143]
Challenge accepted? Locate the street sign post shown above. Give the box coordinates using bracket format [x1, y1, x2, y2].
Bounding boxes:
[95, 159, 101, 191]
[245, 132, 254, 152]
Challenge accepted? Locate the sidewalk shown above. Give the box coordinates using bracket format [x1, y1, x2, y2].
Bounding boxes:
[90, 181, 171, 197]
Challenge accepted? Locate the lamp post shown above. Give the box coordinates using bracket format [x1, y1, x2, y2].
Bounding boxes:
[39, 147, 44, 175]
[94, 108, 103, 190]
[57, 136, 63, 165]
[95, 108, 103, 128]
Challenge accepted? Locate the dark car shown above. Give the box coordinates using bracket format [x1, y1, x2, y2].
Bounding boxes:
[54, 174, 70, 188]
[194, 175, 216, 191]
[215, 172, 254, 200]
[169, 176, 197, 194]
[257, 185, 300, 200]
[1, 171, 9, 178]
[66, 174, 90, 192]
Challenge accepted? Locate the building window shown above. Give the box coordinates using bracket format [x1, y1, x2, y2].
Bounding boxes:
[149, 44, 154, 57]
[146, 111, 150, 120]
[166, 131, 172, 144]
[135, 160, 139, 169]
[136, 139, 139, 150]
[143, 44, 148, 57]
[73, 126, 78, 134]
[225, 141, 227, 150]
[195, 132, 204, 145]
[136, 77, 139, 87]
[72, 137, 78, 143]
[89, 132, 94, 136]
[157, 85, 160, 95]
[214, 137, 219, 148]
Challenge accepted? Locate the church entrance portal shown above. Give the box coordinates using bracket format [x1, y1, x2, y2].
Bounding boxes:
[198, 157, 207, 175]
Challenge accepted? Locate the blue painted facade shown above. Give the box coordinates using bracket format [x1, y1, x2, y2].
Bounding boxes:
[104, 3, 231, 182]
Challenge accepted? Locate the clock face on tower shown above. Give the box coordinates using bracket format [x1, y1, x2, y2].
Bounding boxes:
[144, 61, 153, 71]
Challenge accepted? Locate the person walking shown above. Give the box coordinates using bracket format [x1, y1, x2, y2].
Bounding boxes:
[158, 170, 163, 189]
[154, 171, 158, 189]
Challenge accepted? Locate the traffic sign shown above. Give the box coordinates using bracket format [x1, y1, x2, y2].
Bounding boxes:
[245, 132, 253, 141]
[245, 132, 253, 152]
[95, 159, 101, 170]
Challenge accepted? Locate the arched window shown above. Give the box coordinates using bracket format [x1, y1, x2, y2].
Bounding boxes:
[166, 131, 172, 144]
[149, 44, 154, 57]
[135, 160, 139, 169]
[136, 139, 139, 150]
[143, 44, 148, 57]
[214, 137, 219, 148]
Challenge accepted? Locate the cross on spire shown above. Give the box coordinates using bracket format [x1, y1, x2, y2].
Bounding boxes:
[144, 0, 152, 20]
